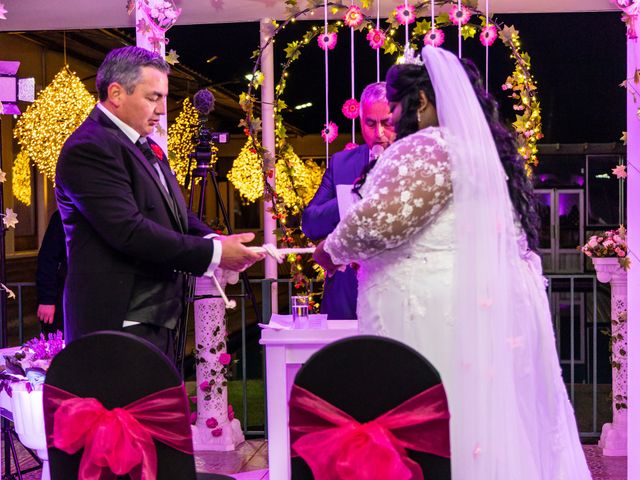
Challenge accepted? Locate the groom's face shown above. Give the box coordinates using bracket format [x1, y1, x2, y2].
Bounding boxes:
[359, 100, 396, 151]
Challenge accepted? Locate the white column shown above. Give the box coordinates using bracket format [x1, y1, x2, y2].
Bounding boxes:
[627, 15, 640, 479]
[260, 18, 278, 313]
[593, 259, 628, 456]
[191, 273, 244, 451]
[135, 6, 168, 152]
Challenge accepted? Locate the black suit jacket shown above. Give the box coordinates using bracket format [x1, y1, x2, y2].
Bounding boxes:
[301, 145, 370, 320]
[55, 107, 214, 342]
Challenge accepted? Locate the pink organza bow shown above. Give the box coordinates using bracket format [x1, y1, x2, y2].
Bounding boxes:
[43, 383, 194, 480]
[289, 383, 450, 480]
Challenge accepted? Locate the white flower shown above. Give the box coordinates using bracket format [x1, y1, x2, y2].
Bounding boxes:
[398, 165, 408, 175]
[2, 208, 18, 229]
[434, 173, 444, 186]
[400, 191, 411, 202]
[401, 204, 413, 217]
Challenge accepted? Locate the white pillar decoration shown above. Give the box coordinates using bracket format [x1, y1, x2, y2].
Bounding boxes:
[191, 272, 244, 451]
[260, 18, 278, 313]
[135, 0, 172, 151]
[593, 258, 628, 456]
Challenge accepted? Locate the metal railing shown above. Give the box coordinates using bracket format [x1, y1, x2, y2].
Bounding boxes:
[5, 275, 610, 438]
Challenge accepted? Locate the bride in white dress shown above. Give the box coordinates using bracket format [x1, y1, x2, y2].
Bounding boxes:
[314, 46, 591, 479]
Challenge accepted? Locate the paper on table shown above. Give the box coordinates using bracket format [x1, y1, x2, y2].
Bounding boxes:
[336, 184, 359, 219]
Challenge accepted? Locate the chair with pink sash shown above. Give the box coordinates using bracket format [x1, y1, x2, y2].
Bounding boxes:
[42, 331, 232, 480]
[289, 335, 451, 480]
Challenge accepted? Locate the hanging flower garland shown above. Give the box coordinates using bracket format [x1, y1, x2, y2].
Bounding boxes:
[14, 67, 96, 183]
[0, 3, 7, 20]
[239, 0, 543, 292]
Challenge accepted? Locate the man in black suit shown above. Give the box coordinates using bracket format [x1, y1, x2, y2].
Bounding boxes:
[55, 46, 263, 356]
[302, 83, 395, 319]
[36, 210, 66, 336]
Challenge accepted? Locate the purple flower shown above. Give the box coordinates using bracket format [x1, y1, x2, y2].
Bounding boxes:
[317, 32, 338, 51]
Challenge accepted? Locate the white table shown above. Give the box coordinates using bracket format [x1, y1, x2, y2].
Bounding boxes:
[259, 319, 358, 480]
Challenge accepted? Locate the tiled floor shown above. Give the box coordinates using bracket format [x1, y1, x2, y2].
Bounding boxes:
[2, 439, 626, 479]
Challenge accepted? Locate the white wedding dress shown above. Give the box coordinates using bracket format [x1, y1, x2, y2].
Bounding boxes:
[324, 127, 592, 479]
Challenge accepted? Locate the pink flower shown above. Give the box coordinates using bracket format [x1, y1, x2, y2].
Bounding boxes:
[206, 417, 219, 429]
[616, 247, 626, 257]
[190, 412, 197, 425]
[344, 142, 359, 151]
[199, 380, 210, 392]
[424, 29, 445, 47]
[367, 28, 386, 49]
[322, 122, 339, 143]
[449, 5, 472, 26]
[480, 24, 498, 46]
[395, 4, 416, 25]
[342, 98, 360, 119]
[228, 405, 235, 421]
[612, 164, 627, 179]
[219, 353, 231, 365]
[344, 5, 364, 28]
[318, 32, 338, 50]
[211, 428, 223, 437]
[189, 395, 197, 404]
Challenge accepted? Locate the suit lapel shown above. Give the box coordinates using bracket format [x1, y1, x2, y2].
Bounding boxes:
[90, 108, 187, 232]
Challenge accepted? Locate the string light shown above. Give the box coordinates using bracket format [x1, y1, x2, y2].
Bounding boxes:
[12, 151, 31, 206]
[167, 98, 218, 185]
[229, 139, 323, 212]
[14, 67, 96, 183]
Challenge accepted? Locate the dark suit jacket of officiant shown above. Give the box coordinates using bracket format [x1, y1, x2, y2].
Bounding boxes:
[301, 144, 370, 320]
[55, 107, 214, 343]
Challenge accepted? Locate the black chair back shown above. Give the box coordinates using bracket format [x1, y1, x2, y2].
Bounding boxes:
[291, 335, 451, 479]
[44, 331, 197, 480]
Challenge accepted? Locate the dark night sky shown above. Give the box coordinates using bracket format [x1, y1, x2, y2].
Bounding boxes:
[166, 11, 626, 143]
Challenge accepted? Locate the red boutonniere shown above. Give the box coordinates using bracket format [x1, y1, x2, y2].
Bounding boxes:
[149, 143, 165, 161]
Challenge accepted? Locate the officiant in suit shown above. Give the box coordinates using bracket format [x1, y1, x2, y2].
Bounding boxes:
[55, 46, 263, 357]
[302, 83, 395, 319]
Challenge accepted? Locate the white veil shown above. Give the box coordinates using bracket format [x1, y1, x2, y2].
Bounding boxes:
[421, 45, 548, 478]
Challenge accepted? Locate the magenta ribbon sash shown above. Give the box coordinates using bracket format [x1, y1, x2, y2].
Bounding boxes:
[43, 383, 194, 480]
[289, 383, 450, 480]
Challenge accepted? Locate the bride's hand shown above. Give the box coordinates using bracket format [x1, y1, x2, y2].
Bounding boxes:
[313, 240, 343, 277]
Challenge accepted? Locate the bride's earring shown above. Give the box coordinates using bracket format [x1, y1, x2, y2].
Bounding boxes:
[417, 110, 422, 124]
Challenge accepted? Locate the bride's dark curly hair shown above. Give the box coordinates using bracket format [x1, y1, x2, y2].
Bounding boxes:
[382, 61, 540, 250]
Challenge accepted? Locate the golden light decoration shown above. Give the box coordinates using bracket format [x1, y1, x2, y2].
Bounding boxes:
[12, 151, 32, 206]
[228, 138, 266, 204]
[229, 140, 324, 212]
[167, 98, 218, 185]
[275, 145, 323, 214]
[14, 67, 96, 182]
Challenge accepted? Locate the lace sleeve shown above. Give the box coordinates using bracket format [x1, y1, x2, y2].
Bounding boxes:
[324, 128, 452, 264]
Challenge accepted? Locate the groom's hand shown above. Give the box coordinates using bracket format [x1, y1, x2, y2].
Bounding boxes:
[313, 240, 342, 277]
[219, 233, 265, 272]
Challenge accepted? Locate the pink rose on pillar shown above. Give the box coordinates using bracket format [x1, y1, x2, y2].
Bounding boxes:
[199, 380, 210, 392]
[228, 405, 235, 421]
[219, 352, 231, 365]
[206, 417, 219, 429]
[211, 428, 223, 437]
